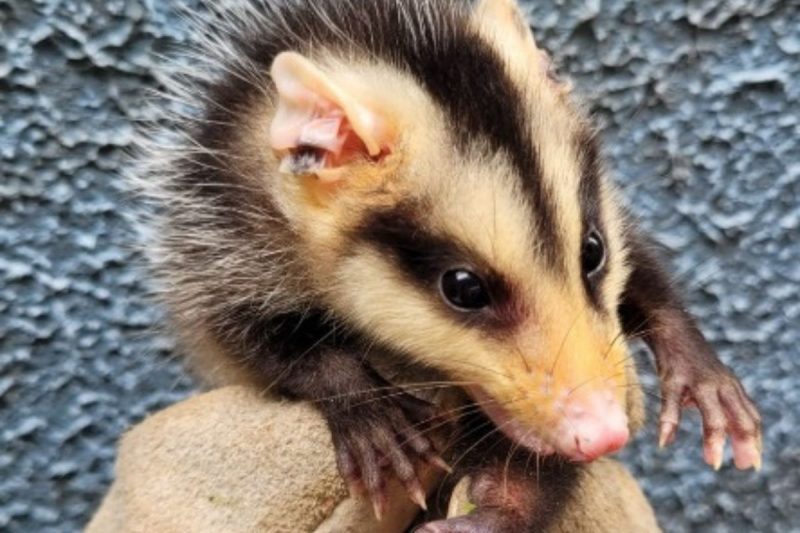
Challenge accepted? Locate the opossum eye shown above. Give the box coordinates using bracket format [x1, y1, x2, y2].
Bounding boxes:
[440, 269, 490, 310]
[581, 230, 606, 278]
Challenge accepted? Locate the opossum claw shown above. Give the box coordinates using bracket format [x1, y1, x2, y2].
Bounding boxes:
[658, 421, 677, 448]
[427, 454, 454, 474]
[658, 357, 762, 471]
[325, 387, 442, 517]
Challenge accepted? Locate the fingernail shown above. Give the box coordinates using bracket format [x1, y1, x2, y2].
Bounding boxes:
[658, 422, 674, 448]
[410, 486, 428, 511]
[348, 481, 364, 498]
[430, 456, 453, 474]
[732, 437, 762, 471]
[372, 500, 384, 522]
[704, 438, 724, 471]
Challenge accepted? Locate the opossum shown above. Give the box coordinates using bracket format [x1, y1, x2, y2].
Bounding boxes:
[133, 0, 762, 530]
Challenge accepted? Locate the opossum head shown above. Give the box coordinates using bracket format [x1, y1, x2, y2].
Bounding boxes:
[153, 0, 640, 462]
[263, 0, 636, 462]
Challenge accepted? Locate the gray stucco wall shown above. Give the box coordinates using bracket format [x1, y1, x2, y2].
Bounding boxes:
[1, 1, 798, 531]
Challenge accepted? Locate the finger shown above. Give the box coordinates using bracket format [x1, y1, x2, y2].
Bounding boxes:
[658, 380, 685, 448]
[730, 435, 762, 471]
[734, 381, 762, 431]
[395, 391, 436, 416]
[377, 451, 391, 469]
[335, 443, 357, 481]
[694, 385, 728, 470]
[335, 444, 363, 495]
[424, 453, 453, 474]
[371, 427, 429, 511]
[353, 439, 386, 521]
[388, 445, 428, 509]
[393, 400, 438, 434]
[398, 421, 433, 455]
[396, 421, 452, 473]
[719, 385, 762, 471]
[734, 382, 764, 460]
[719, 384, 760, 439]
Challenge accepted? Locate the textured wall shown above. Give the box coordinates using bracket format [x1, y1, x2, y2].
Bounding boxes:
[1, 1, 798, 531]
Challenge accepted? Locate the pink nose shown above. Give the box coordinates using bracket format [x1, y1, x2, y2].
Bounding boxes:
[554, 390, 629, 462]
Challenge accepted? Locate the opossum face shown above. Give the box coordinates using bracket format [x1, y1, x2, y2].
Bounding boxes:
[263, 0, 635, 461]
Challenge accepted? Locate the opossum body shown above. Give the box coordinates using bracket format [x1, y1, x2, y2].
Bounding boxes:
[134, 0, 762, 530]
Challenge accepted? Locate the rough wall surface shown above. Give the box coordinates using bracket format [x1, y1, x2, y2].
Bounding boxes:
[1, 1, 798, 531]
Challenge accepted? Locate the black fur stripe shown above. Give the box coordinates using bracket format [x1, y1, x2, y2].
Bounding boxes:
[397, 12, 561, 270]
[355, 202, 525, 331]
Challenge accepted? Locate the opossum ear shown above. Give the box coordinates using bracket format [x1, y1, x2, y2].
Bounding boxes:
[473, 0, 571, 94]
[473, 0, 538, 52]
[269, 52, 391, 182]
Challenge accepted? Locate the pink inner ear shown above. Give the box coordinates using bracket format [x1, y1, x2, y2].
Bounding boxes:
[272, 103, 382, 175]
[297, 114, 348, 154]
[270, 100, 359, 167]
[270, 52, 391, 175]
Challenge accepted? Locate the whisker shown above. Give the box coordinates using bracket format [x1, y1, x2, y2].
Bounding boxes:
[522, 430, 537, 479]
[443, 358, 515, 381]
[259, 328, 337, 396]
[512, 338, 532, 374]
[603, 327, 628, 361]
[614, 352, 639, 369]
[446, 419, 514, 483]
[432, 415, 496, 506]
[502, 423, 530, 497]
[396, 402, 493, 451]
[550, 313, 581, 381]
[314, 381, 473, 406]
[435, 395, 523, 457]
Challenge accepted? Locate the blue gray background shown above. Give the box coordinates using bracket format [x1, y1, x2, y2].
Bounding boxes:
[1, 0, 798, 531]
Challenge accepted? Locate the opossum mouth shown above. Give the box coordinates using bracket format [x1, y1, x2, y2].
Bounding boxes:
[467, 385, 556, 456]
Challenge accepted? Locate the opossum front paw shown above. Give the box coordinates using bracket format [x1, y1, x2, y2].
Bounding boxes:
[324, 391, 450, 519]
[658, 359, 762, 471]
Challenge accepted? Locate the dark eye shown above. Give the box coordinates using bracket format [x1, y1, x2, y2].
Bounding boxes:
[440, 269, 490, 310]
[581, 230, 606, 277]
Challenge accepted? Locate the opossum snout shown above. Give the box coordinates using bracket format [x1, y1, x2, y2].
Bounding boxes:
[553, 390, 629, 462]
[469, 384, 629, 461]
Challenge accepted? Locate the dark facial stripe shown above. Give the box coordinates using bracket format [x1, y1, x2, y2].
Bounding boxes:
[576, 128, 607, 310]
[402, 21, 562, 271]
[354, 202, 525, 331]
